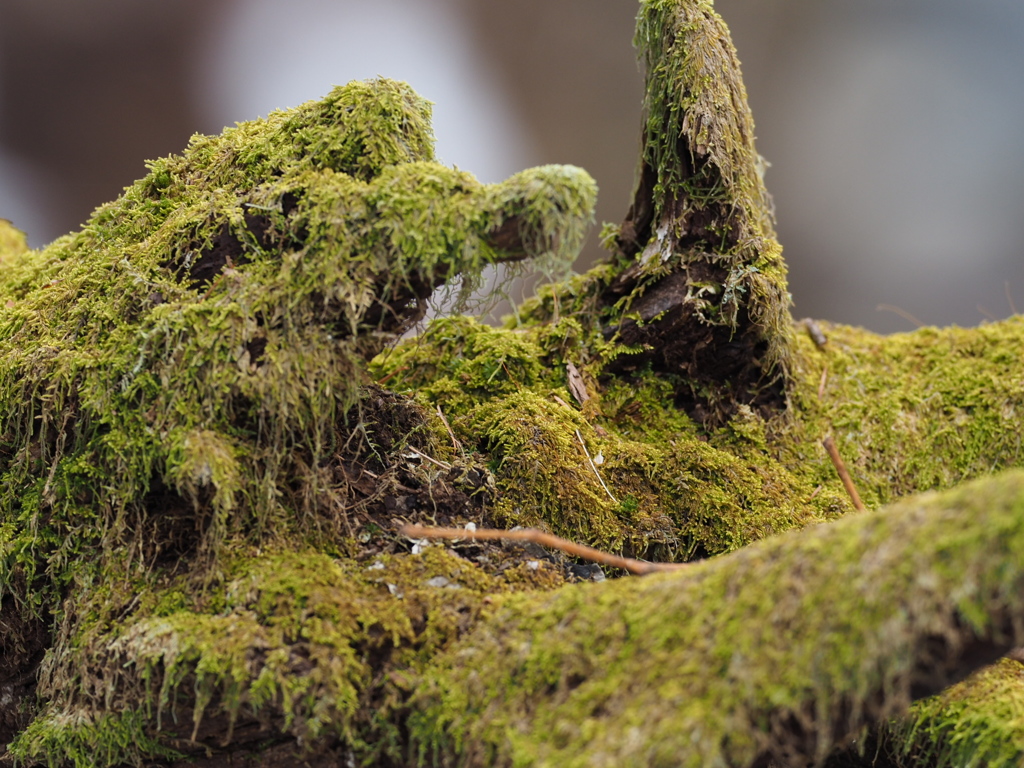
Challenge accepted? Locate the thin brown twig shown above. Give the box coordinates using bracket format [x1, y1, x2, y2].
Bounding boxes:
[977, 305, 998, 324]
[822, 436, 865, 511]
[400, 523, 688, 575]
[376, 365, 408, 386]
[817, 366, 828, 400]
[551, 394, 574, 411]
[876, 304, 924, 329]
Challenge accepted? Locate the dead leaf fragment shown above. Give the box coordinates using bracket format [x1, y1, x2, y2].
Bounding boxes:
[566, 361, 589, 405]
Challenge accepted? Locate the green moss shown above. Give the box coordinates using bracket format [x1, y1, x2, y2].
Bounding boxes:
[894, 658, 1024, 767]
[1, 4, 1024, 763]
[635, 0, 775, 245]
[784, 318, 1024, 507]
[10, 708, 183, 768]
[0, 78, 596, 766]
[376, 315, 843, 562]
[0, 74, 596, 597]
[15, 546, 502, 766]
[409, 470, 1024, 767]
[0, 220, 29, 262]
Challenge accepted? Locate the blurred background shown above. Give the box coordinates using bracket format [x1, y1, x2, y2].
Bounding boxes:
[1, 0, 1022, 332]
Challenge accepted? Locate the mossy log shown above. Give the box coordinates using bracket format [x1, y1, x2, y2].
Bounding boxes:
[1, 1, 1024, 767]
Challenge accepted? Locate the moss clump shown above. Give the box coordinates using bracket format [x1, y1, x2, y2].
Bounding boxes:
[0, 75, 596, 591]
[380, 309, 1024, 565]
[14, 547, 501, 767]
[409, 470, 1024, 768]
[11, 709, 183, 768]
[0, 77, 596, 766]
[876, 658, 1024, 767]
[376, 315, 845, 563]
[385, 307, 1024, 561]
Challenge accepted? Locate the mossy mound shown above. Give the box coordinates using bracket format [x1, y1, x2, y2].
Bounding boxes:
[408, 470, 1024, 767]
[2, 1, 1024, 765]
[376, 303, 1024, 564]
[0, 78, 597, 765]
[375, 315, 843, 561]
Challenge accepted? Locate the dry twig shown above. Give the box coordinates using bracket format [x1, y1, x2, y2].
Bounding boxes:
[400, 523, 688, 575]
[406, 445, 451, 471]
[823, 436, 865, 511]
[803, 318, 828, 349]
[876, 303, 925, 329]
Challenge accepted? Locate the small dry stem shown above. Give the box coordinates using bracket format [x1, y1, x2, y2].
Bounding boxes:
[400, 524, 688, 576]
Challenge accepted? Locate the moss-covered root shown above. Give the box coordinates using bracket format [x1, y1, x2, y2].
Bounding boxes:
[409, 469, 1024, 768]
[846, 655, 1024, 768]
[0, 77, 596, 609]
[599, 0, 791, 423]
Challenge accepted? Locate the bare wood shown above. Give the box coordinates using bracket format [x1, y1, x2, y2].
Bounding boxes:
[823, 436, 866, 511]
[566, 361, 590, 405]
[399, 523, 688, 576]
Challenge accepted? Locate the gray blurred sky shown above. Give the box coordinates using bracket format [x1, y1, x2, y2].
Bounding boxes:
[1, 0, 1023, 332]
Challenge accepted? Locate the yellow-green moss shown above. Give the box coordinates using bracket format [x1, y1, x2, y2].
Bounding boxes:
[14, 546, 503, 767]
[409, 470, 1024, 767]
[0, 78, 596, 766]
[879, 658, 1024, 767]
[377, 305, 1024, 560]
[0, 220, 29, 262]
[785, 318, 1024, 507]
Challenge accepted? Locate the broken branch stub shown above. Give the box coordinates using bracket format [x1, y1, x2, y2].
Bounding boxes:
[603, 0, 792, 424]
